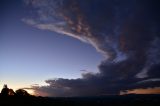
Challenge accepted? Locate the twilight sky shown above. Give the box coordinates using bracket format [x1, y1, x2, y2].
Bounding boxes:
[0, 0, 160, 96]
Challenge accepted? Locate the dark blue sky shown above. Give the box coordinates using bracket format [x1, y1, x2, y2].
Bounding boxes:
[0, 0, 102, 91]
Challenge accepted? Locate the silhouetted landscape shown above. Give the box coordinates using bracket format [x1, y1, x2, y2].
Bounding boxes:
[1, 0, 160, 106]
[0, 85, 160, 106]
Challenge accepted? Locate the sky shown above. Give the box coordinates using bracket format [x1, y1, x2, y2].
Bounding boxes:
[0, 0, 102, 92]
[0, 0, 160, 96]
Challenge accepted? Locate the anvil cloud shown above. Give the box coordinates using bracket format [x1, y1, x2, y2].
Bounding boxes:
[23, 0, 160, 96]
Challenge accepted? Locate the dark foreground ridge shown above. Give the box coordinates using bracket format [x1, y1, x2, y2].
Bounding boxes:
[0, 94, 160, 106]
[0, 85, 160, 106]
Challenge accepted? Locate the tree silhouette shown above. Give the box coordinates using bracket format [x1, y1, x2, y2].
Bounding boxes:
[15, 89, 30, 96]
[0, 84, 16, 96]
[8, 89, 15, 96]
[1, 84, 9, 96]
[0, 84, 32, 97]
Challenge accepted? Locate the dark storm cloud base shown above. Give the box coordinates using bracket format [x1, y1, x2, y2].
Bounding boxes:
[23, 0, 160, 96]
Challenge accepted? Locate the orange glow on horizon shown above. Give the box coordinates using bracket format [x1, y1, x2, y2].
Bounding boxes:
[120, 87, 160, 95]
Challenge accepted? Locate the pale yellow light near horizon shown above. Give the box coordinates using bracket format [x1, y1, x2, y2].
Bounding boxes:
[0, 79, 49, 95]
[0, 84, 34, 95]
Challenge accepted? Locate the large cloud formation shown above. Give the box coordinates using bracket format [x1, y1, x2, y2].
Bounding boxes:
[23, 0, 160, 96]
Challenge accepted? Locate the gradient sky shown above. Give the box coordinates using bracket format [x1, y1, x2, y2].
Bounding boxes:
[0, 0, 102, 91]
[1, 0, 160, 96]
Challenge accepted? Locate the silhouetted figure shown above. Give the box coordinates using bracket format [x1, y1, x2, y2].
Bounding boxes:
[15, 89, 30, 96]
[1, 84, 9, 96]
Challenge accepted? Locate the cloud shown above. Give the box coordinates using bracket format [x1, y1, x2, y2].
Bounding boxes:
[23, 0, 160, 96]
[136, 38, 160, 78]
[137, 78, 160, 84]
